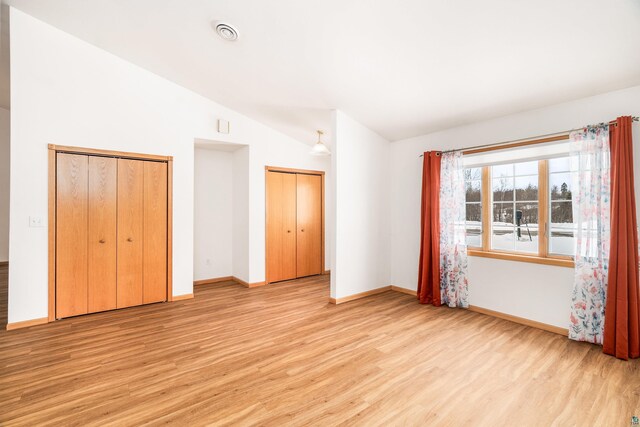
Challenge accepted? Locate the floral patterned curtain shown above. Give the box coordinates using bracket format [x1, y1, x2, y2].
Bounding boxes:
[568, 125, 611, 344]
[439, 151, 469, 307]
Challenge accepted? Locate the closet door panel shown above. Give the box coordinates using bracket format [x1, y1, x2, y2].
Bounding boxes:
[117, 158, 144, 308]
[143, 161, 167, 304]
[296, 174, 322, 277]
[56, 153, 89, 318]
[266, 171, 297, 282]
[87, 156, 117, 313]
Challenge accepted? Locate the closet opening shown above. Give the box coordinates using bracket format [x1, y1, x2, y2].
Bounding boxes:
[193, 141, 248, 287]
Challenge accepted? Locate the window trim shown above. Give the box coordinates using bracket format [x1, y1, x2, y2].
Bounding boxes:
[467, 156, 575, 268]
[468, 248, 574, 268]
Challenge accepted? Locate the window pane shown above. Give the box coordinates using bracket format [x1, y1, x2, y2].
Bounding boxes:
[464, 165, 482, 249]
[515, 202, 538, 226]
[515, 227, 538, 253]
[466, 225, 482, 247]
[550, 228, 575, 256]
[492, 164, 512, 179]
[549, 157, 570, 173]
[492, 178, 514, 202]
[550, 173, 572, 200]
[466, 203, 482, 223]
[465, 168, 482, 181]
[549, 157, 575, 256]
[493, 202, 514, 225]
[492, 226, 514, 251]
[515, 175, 538, 201]
[465, 180, 481, 202]
[551, 200, 573, 224]
[515, 161, 538, 176]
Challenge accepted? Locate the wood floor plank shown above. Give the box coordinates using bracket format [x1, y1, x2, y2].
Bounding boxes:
[0, 265, 639, 425]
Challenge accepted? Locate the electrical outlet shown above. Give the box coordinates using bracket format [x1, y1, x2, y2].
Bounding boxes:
[29, 216, 45, 227]
[206, 258, 211, 266]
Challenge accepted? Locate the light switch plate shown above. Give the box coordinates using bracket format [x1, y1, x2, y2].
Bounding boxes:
[29, 216, 45, 227]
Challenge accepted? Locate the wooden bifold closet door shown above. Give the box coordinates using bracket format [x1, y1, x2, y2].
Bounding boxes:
[56, 153, 89, 318]
[266, 170, 323, 284]
[266, 171, 297, 282]
[143, 161, 167, 304]
[88, 156, 117, 313]
[55, 151, 168, 319]
[296, 174, 322, 277]
[116, 158, 144, 309]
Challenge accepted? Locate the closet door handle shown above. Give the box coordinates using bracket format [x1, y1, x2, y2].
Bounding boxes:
[301, 229, 305, 232]
[99, 239, 106, 244]
[287, 230, 291, 233]
[127, 237, 133, 242]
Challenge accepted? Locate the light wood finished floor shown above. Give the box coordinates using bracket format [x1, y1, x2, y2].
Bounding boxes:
[1, 264, 639, 426]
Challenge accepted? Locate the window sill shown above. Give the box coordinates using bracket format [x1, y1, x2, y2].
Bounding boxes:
[467, 249, 574, 268]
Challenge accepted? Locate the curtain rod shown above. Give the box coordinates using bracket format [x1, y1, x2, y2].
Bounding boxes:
[418, 116, 639, 157]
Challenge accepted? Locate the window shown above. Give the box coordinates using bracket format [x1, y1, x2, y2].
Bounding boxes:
[548, 157, 574, 256]
[491, 161, 539, 254]
[464, 153, 575, 267]
[464, 168, 482, 248]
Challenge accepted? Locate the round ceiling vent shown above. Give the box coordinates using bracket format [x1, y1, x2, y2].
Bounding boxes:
[212, 21, 239, 41]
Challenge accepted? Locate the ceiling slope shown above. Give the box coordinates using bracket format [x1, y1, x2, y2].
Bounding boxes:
[4, 0, 640, 143]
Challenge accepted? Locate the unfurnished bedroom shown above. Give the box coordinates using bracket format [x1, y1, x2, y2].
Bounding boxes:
[0, 1, 639, 425]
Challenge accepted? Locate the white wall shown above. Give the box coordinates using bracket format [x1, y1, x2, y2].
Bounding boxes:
[8, 8, 331, 324]
[232, 146, 250, 282]
[0, 107, 8, 262]
[390, 85, 640, 329]
[331, 110, 391, 299]
[193, 148, 233, 281]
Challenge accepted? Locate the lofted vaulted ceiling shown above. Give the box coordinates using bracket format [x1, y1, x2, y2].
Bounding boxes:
[4, 0, 640, 144]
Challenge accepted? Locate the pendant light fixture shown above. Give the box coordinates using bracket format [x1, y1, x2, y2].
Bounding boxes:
[310, 130, 331, 156]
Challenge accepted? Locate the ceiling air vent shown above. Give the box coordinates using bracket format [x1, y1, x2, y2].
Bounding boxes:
[212, 21, 239, 41]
